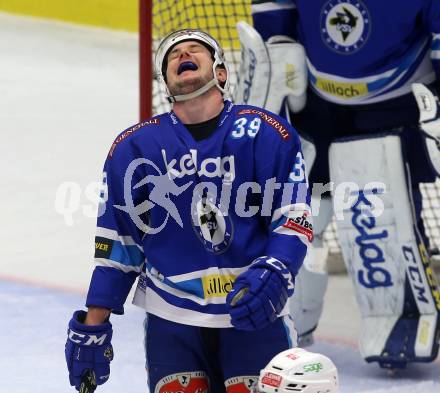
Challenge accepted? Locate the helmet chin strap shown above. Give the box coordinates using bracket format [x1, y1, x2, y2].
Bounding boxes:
[167, 78, 218, 103]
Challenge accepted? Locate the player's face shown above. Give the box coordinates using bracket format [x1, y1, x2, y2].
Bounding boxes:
[165, 40, 225, 96]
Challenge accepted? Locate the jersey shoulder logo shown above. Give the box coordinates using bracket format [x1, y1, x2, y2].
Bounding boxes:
[108, 117, 160, 157]
[320, 0, 371, 54]
[237, 108, 290, 140]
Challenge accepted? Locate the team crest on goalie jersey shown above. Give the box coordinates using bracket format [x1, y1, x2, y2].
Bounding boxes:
[191, 190, 233, 254]
[320, 0, 371, 54]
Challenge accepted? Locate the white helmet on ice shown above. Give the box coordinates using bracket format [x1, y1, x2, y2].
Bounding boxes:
[258, 348, 339, 393]
[154, 29, 230, 103]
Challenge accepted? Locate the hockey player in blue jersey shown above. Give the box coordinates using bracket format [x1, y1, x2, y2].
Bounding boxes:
[64, 29, 312, 393]
[235, 0, 440, 370]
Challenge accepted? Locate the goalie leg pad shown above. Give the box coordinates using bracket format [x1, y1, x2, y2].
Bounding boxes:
[329, 133, 440, 368]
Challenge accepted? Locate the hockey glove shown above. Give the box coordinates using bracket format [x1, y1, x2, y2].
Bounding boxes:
[226, 256, 294, 331]
[65, 310, 114, 391]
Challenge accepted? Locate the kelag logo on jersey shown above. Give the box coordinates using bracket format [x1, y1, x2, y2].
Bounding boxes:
[320, 0, 370, 54]
[162, 149, 235, 180]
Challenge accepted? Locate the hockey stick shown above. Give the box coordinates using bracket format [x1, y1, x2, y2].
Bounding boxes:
[79, 370, 97, 393]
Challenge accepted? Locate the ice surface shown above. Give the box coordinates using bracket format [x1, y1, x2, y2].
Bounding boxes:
[0, 11, 438, 393]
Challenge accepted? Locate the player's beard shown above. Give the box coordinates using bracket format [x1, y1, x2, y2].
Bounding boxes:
[168, 72, 212, 97]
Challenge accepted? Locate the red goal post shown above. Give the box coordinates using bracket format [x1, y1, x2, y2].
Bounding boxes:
[139, 0, 152, 121]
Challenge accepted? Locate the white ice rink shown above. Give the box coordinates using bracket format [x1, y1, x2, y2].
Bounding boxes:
[0, 12, 439, 393]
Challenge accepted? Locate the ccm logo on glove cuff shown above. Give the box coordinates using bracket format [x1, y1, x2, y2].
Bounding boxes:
[68, 329, 108, 346]
[252, 256, 294, 294]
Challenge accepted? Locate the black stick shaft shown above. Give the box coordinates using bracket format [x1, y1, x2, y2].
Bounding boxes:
[79, 370, 97, 393]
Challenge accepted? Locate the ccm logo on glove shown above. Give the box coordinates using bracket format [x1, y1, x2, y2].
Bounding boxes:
[68, 330, 108, 346]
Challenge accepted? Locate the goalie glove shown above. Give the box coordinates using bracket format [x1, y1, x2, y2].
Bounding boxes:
[226, 256, 294, 331]
[412, 83, 440, 176]
[234, 21, 307, 115]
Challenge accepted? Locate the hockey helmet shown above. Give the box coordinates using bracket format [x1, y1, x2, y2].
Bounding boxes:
[257, 348, 339, 393]
[154, 29, 230, 102]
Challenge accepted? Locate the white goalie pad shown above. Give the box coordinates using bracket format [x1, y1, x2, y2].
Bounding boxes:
[234, 21, 307, 114]
[412, 83, 440, 176]
[329, 134, 440, 367]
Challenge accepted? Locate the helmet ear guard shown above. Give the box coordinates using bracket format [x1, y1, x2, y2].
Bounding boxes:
[154, 29, 230, 103]
[257, 348, 339, 393]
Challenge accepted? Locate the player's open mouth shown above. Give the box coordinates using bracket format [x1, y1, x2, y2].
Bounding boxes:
[177, 61, 198, 75]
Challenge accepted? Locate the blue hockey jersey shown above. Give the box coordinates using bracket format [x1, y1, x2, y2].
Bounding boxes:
[87, 101, 312, 327]
[252, 0, 440, 104]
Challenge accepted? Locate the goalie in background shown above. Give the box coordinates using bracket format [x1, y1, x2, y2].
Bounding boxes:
[235, 0, 440, 369]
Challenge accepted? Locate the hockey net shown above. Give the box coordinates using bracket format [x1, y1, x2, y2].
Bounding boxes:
[146, 0, 440, 259]
[150, 0, 251, 116]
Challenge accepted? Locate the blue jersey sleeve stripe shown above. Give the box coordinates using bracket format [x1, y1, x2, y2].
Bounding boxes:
[109, 241, 144, 267]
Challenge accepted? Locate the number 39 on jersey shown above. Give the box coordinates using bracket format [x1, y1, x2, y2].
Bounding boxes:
[289, 151, 308, 185]
[231, 117, 262, 138]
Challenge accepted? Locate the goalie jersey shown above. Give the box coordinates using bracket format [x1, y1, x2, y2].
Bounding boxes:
[252, 0, 440, 105]
[86, 101, 311, 327]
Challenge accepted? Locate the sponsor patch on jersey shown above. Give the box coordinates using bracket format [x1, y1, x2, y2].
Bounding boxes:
[94, 236, 114, 258]
[237, 109, 290, 140]
[260, 372, 282, 388]
[315, 77, 368, 99]
[202, 274, 235, 298]
[162, 148, 235, 180]
[108, 118, 160, 157]
[225, 376, 258, 393]
[282, 212, 313, 242]
[320, 0, 370, 54]
[154, 371, 208, 393]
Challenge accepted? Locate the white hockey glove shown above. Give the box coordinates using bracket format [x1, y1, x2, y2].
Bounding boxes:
[412, 83, 440, 176]
[234, 21, 307, 115]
